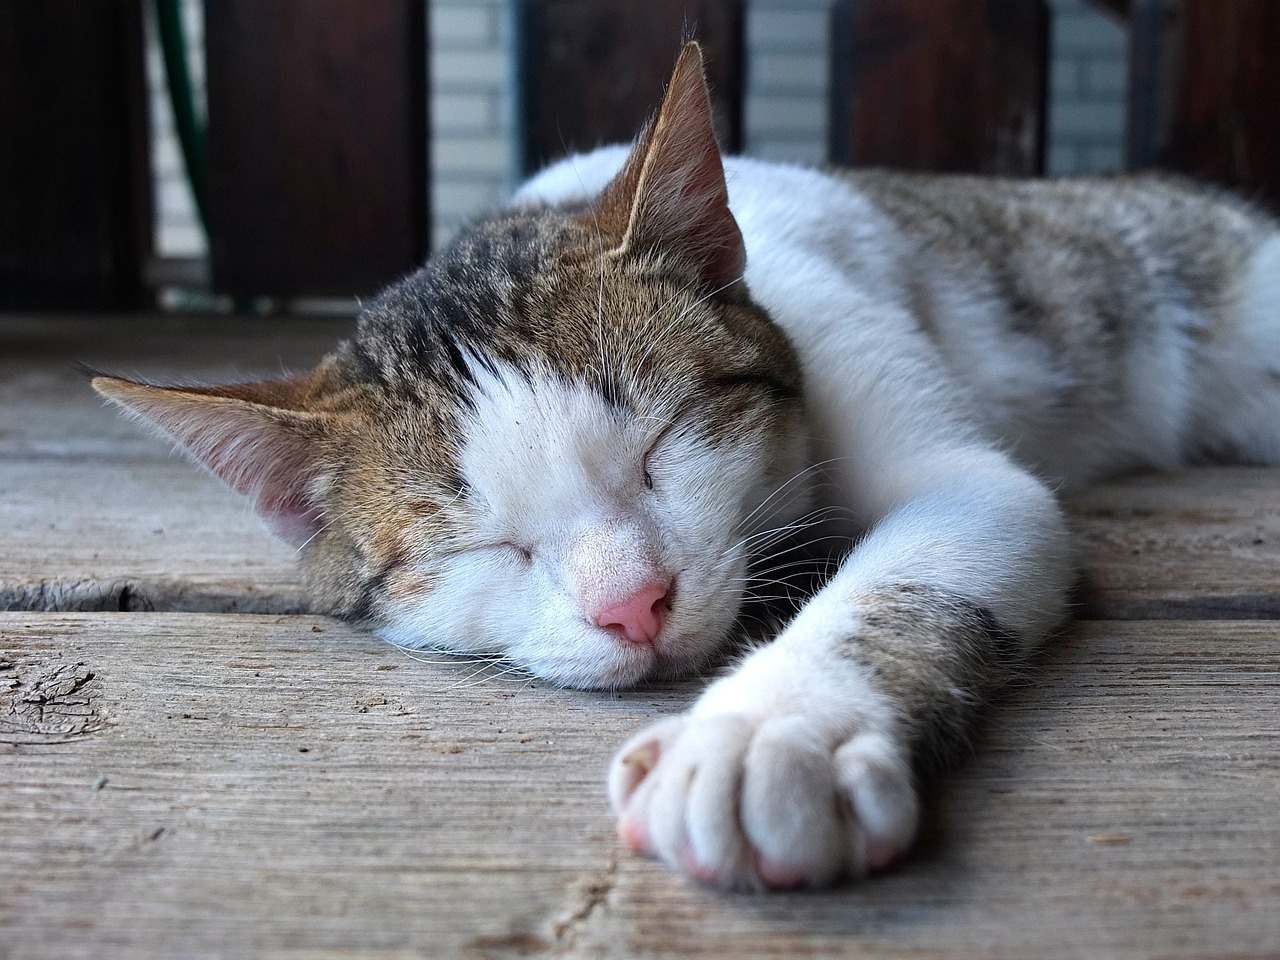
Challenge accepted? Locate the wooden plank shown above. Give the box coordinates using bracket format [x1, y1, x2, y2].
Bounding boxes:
[1067, 468, 1280, 620]
[1088, 0, 1130, 18]
[1128, 0, 1280, 211]
[0, 314, 346, 613]
[204, 1, 428, 297]
[0, 0, 150, 309]
[0, 460, 305, 613]
[517, 0, 744, 176]
[3, 614, 1277, 957]
[829, 0, 1049, 173]
[0, 314, 349, 460]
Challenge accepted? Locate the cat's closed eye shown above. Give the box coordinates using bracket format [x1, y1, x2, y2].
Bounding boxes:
[458, 541, 532, 564]
[501, 542, 534, 563]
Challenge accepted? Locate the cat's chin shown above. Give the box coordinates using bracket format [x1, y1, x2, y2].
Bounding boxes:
[525, 631, 727, 691]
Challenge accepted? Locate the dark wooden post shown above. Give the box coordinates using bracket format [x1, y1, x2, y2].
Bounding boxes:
[0, 0, 151, 309]
[204, 1, 429, 299]
[829, 0, 1049, 174]
[517, 0, 744, 177]
[1128, 0, 1280, 210]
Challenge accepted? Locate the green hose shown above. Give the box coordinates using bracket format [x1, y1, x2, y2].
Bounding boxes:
[154, 0, 208, 233]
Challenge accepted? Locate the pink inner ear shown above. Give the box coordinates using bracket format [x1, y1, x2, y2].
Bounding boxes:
[618, 45, 747, 291]
[189, 416, 330, 547]
[194, 426, 325, 546]
[94, 377, 329, 547]
[257, 492, 325, 545]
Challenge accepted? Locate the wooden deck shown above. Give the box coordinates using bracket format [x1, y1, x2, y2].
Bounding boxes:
[3, 314, 1279, 959]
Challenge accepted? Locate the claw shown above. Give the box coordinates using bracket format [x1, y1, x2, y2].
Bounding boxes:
[754, 855, 807, 890]
[620, 740, 661, 775]
[617, 813, 650, 852]
[610, 739, 663, 812]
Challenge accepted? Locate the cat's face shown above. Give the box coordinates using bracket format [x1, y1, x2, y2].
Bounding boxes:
[93, 44, 808, 688]
[313, 207, 806, 687]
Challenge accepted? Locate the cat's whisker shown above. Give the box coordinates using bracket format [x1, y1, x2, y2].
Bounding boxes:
[625, 272, 745, 382]
[568, 155, 615, 398]
[737, 594, 797, 605]
[736, 457, 852, 531]
[290, 501, 364, 556]
[454, 661, 536, 690]
[615, 273, 700, 377]
[728, 510, 851, 559]
[738, 550, 855, 586]
[450, 660, 514, 689]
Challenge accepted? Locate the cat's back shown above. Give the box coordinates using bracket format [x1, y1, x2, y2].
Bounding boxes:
[845, 168, 1272, 302]
[722, 160, 1280, 484]
[518, 148, 1280, 482]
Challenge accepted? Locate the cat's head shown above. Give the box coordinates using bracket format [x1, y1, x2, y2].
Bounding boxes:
[94, 43, 810, 689]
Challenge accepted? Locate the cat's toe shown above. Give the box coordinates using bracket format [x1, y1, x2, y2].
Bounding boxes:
[607, 714, 687, 816]
[675, 713, 758, 886]
[609, 711, 919, 890]
[738, 714, 846, 888]
[834, 731, 918, 874]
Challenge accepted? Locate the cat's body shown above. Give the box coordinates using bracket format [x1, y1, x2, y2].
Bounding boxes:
[522, 144, 1280, 491]
[95, 45, 1280, 890]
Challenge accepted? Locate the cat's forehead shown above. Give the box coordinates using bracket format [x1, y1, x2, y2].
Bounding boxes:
[345, 207, 583, 387]
[343, 205, 744, 399]
[457, 359, 649, 521]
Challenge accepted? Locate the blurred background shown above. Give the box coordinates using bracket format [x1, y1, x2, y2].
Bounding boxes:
[147, 0, 1128, 255]
[1, 0, 1275, 313]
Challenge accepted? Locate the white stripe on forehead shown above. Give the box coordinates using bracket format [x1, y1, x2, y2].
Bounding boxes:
[457, 358, 646, 526]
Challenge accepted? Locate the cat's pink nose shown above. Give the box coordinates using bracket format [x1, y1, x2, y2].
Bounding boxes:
[593, 581, 671, 646]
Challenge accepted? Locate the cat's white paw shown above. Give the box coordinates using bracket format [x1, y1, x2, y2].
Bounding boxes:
[607, 709, 918, 890]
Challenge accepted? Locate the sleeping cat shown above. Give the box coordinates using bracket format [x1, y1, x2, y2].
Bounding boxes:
[94, 43, 1280, 890]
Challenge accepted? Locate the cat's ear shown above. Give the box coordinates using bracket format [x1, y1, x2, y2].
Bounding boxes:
[92, 368, 344, 546]
[591, 41, 745, 293]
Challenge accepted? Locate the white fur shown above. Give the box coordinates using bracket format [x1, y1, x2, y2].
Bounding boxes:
[376, 359, 794, 689]
[1189, 234, 1280, 462]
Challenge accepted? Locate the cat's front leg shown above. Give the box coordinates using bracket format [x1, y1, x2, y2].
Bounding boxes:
[609, 630, 920, 890]
[610, 453, 1071, 890]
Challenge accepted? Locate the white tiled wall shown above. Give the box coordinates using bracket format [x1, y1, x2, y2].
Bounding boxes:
[743, 0, 828, 166]
[150, 0, 1130, 258]
[430, 0, 515, 249]
[1045, 0, 1129, 174]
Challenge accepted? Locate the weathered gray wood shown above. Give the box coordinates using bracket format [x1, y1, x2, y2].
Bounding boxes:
[5, 313, 1280, 955]
[0, 459, 305, 612]
[1, 315, 347, 613]
[0, 314, 349, 460]
[1068, 468, 1280, 619]
[2, 614, 1277, 958]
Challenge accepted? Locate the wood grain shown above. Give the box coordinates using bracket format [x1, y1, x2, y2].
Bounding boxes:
[1, 315, 348, 613]
[1068, 468, 1280, 619]
[2, 614, 1276, 958]
[0, 0, 150, 309]
[517, 0, 744, 176]
[0, 459, 305, 613]
[6, 315, 1280, 623]
[5, 315, 1280, 955]
[1128, 0, 1280, 212]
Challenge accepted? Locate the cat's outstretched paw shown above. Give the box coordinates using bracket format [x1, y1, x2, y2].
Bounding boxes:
[607, 710, 918, 890]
